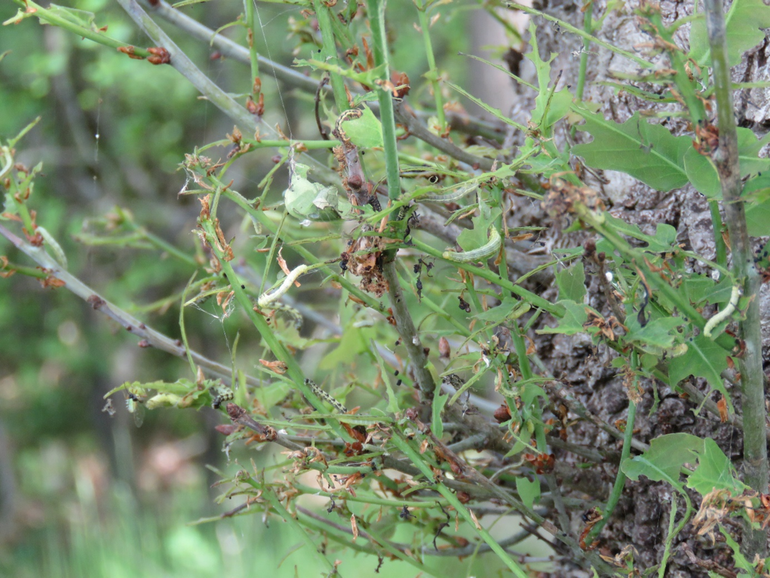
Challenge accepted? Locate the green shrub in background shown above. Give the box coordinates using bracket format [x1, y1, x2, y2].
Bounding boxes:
[2, 0, 769, 576]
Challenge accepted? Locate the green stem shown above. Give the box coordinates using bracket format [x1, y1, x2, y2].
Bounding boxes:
[117, 207, 198, 267]
[408, 237, 562, 316]
[415, 0, 446, 133]
[198, 217, 349, 442]
[574, 3, 593, 102]
[389, 431, 531, 578]
[116, 0, 258, 133]
[645, 12, 705, 125]
[704, 0, 768, 558]
[709, 201, 727, 268]
[585, 355, 638, 544]
[10, 0, 152, 57]
[582, 210, 734, 351]
[258, 487, 336, 574]
[243, 0, 260, 97]
[365, 0, 401, 199]
[313, 0, 348, 111]
[218, 188, 384, 311]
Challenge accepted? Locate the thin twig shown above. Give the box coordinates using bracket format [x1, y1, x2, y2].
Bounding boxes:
[381, 259, 436, 405]
[0, 223, 255, 389]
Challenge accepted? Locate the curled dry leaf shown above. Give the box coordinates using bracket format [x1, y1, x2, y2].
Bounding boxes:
[259, 359, 288, 374]
[350, 514, 359, 541]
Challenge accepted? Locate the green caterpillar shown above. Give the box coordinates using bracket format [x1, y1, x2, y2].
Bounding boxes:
[442, 227, 501, 263]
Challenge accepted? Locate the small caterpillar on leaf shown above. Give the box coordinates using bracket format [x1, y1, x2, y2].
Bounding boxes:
[442, 227, 501, 263]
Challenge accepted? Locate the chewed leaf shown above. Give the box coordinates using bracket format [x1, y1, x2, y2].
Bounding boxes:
[687, 439, 746, 495]
[622, 433, 704, 490]
[668, 334, 732, 412]
[571, 109, 691, 192]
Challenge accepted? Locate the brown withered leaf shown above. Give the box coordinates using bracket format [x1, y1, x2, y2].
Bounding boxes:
[259, 359, 288, 374]
[350, 514, 359, 541]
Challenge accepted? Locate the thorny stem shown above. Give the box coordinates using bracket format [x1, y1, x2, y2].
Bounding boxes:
[394, 101, 493, 171]
[242, 0, 260, 99]
[312, 0, 348, 112]
[215, 187, 384, 312]
[705, 0, 768, 558]
[297, 507, 436, 574]
[9, 0, 152, 57]
[574, 3, 593, 102]
[0, 223, 256, 390]
[408, 237, 561, 315]
[389, 431, 532, 578]
[116, 0, 258, 133]
[365, 0, 401, 200]
[197, 218, 350, 442]
[414, 0, 446, 133]
[381, 260, 436, 405]
[138, 0, 507, 141]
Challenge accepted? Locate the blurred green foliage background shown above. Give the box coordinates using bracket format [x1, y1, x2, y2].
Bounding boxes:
[0, 1, 534, 576]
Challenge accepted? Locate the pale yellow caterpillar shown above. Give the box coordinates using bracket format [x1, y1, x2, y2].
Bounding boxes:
[257, 264, 309, 308]
[442, 227, 501, 263]
[703, 284, 741, 339]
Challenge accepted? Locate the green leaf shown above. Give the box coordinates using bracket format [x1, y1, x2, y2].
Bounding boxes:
[690, 0, 770, 67]
[456, 209, 501, 252]
[339, 105, 383, 149]
[474, 296, 519, 322]
[603, 214, 677, 253]
[683, 147, 722, 199]
[516, 476, 541, 509]
[571, 110, 691, 192]
[622, 433, 704, 489]
[686, 438, 746, 496]
[319, 325, 372, 369]
[684, 275, 734, 306]
[445, 81, 526, 131]
[668, 335, 731, 409]
[737, 128, 770, 178]
[555, 262, 586, 302]
[536, 300, 588, 335]
[746, 198, 770, 237]
[48, 4, 97, 28]
[720, 528, 756, 576]
[431, 391, 449, 440]
[527, 22, 572, 134]
[624, 316, 685, 350]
